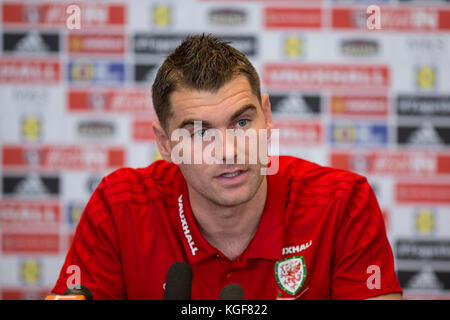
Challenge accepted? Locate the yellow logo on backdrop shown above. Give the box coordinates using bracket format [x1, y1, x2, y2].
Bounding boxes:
[20, 258, 41, 285]
[284, 36, 303, 58]
[153, 4, 171, 27]
[22, 116, 41, 141]
[416, 66, 436, 90]
[71, 63, 94, 81]
[416, 208, 435, 235]
[333, 125, 357, 143]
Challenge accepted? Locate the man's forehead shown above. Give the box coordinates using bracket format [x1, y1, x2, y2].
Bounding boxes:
[168, 77, 258, 123]
[170, 76, 255, 108]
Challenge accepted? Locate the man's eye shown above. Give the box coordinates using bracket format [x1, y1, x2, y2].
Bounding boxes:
[237, 119, 248, 128]
[194, 129, 207, 137]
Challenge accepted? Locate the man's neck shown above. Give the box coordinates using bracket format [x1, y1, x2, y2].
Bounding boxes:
[188, 178, 268, 261]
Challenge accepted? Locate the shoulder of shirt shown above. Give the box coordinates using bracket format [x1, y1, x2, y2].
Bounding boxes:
[96, 160, 181, 207]
[278, 155, 370, 205]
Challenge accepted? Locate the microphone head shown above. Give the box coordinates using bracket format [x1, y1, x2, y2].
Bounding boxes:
[219, 283, 244, 300]
[64, 284, 93, 300]
[164, 262, 193, 300]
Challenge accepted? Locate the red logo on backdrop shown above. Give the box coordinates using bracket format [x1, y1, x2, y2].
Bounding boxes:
[68, 33, 126, 55]
[273, 119, 322, 145]
[2, 233, 59, 254]
[332, 7, 450, 31]
[396, 183, 450, 204]
[133, 120, 155, 142]
[2, 145, 125, 170]
[330, 152, 450, 176]
[0, 201, 60, 228]
[330, 95, 389, 117]
[263, 64, 389, 90]
[2, 2, 125, 27]
[68, 88, 154, 114]
[265, 7, 322, 29]
[0, 59, 60, 83]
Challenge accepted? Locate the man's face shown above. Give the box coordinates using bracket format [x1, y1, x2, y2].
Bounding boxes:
[154, 76, 273, 207]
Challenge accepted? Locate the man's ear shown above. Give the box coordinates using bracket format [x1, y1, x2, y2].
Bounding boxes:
[152, 121, 172, 162]
[261, 93, 273, 134]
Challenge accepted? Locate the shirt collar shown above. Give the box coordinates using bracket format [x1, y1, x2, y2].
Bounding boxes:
[246, 171, 285, 261]
[175, 165, 286, 265]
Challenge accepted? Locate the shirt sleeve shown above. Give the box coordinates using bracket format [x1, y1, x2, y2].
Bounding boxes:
[330, 177, 402, 300]
[51, 180, 125, 299]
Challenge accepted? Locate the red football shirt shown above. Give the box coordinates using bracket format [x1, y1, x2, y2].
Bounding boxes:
[52, 156, 402, 299]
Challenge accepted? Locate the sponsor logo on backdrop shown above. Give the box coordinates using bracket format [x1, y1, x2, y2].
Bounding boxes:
[66, 202, 85, 228]
[68, 33, 125, 55]
[134, 34, 256, 56]
[330, 122, 388, 147]
[415, 208, 436, 236]
[283, 35, 305, 59]
[274, 119, 321, 145]
[2, 174, 60, 197]
[10, 87, 50, 107]
[134, 34, 184, 54]
[265, 7, 322, 29]
[2, 2, 125, 27]
[77, 120, 116, 140]
[133, 120, 156, 142]
[2, 145, 125, 170]
[397, 124, 450, 146]
[68, 60, 125, 85]
[330, 151, 450, 175]
[1, 288, 50, 300]
[397, 266, 449, 291]
[396, 183, 450, 204]
[416, 65, 437, 91]
[152, 3, 172, 28]
[19, 258, 42, 285]
[68, 88, 153, 114]
[340, 39, 379, 57]
[0, 59, 60, 83]
[397, 95, 450, 117]
[263, 64, 389, 89]
[209, 8, 247, 26]
[331, 95, 388, 116]
[86, 175, 102, 194]
[134, 64, 158, 83]
[399, 0, 450, 3]
[332, 7, 450, 31]
[406, 37, 446, 55]
[396, 240, 450, 261]
[2, 233, 59, 254]
[0, 201, 60, 227]
[21, 115, 42, 142]
[2, 31, 59, 54]
[270, 93, 321, 115]
[220, 35, 256, 56]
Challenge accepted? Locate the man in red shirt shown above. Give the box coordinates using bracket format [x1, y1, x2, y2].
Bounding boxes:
[52, 34, 402, 300]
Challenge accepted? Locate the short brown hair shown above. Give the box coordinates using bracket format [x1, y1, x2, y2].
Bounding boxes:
[151, 34, 261, 130]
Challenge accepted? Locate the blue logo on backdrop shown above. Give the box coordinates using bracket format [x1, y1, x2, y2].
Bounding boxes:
[68, 61, 125, 85]
[330, 122, 388, 147]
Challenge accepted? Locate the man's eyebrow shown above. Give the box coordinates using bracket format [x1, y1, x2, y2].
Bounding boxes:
[177, 119, 212, 129]
[176, 104, 257, 129]
[229, 104, 257, 122]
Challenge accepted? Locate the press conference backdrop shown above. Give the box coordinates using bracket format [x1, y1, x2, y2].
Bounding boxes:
[0, 0, 449, 300]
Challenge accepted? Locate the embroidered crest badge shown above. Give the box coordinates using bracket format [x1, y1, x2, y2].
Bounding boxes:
[275, 256, 307, 295]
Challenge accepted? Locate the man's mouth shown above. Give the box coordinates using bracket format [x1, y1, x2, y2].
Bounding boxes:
[220, 171, 243, 178]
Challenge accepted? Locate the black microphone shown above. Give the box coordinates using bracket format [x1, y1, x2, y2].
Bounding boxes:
[219, 283, 244, 300]
[64, 285, 93, 300]
[163, 262, 193, 300]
